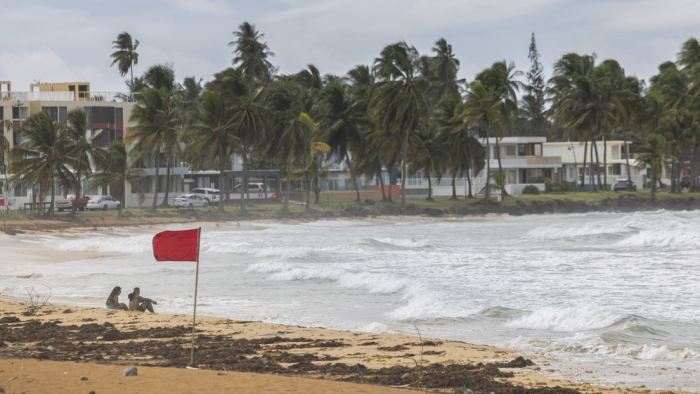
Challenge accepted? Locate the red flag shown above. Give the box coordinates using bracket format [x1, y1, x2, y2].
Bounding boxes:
[0, 198, 4, 207]
[152, 229, 199, 261]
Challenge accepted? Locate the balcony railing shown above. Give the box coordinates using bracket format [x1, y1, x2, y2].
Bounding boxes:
[0, 91, 136, 102]
[525, 156, 562, 165]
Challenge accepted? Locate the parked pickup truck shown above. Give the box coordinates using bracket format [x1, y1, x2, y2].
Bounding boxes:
[56, 193, 90, 212]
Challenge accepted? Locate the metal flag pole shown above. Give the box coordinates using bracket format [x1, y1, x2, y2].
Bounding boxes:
[190, 227, 201, 366]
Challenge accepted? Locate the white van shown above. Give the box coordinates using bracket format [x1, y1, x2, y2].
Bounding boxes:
[231, 183, 270, 200]
[189, 188, 220, 205]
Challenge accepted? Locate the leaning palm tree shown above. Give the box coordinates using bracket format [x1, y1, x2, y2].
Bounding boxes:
[453, 81, 502, 200]
[182, 90, 238, 212]
[92, 140, 146, 217]
[110, 32, 140, 89]
[229, 22, 275, 83]
[636, 134, 675, 202]
[318, 82, 367, 202]
[370, 41, 430, 206]
[430, 38, 464, 99]
[9, 112, 75, 216]
[64, 108, 107, 216]
[126, 87, 180, 210]
[409, 124, 446, 200]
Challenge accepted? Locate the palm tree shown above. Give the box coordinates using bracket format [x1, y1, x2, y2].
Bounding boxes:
[64, 108, 107, 216]
[229, 77, 269, 214]
[110, 32, 140, 89]
[453, 81, 502, 200]
[677, 37, 700, 70]
[126, 87, 180, 210]
[370, 41, 430, 206]
[229, 22, 275, 83]
[182, 90, 238, 212]
[318, 82, 367, 202]
[636, 134, 675, 201]
[476, 61, 524, 176]
[92, 140, 146, 217]
[409, 124, 446, 200]
[266, 81, 312, 210]
[430, 38, 464, 99]
[9, 112, 75, 216]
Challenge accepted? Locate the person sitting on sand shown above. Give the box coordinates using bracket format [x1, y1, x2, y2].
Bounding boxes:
[106, 286, 129, 311]
[128, 287, 157, 313]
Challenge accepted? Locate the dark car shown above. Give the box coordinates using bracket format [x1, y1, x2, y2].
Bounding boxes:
[680, 176, 692, 189]
[614, 179, 636, 191]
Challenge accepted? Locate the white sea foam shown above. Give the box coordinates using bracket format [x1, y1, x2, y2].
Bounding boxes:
[505, 306, 625, 332]
[56, 235, 152, 253]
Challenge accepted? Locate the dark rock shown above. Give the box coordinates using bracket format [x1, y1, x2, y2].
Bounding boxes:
[378, 206, 402, 215]
[421, 208, 443, 217]
[364, 199, 376, 205]
[343, 206, 368, 217]
[121, 367, 138, 377]
[297, 208, 321, 218]
[103, 329, 121, 341]
[103, 321, 114, 328]
[449, 206, 468, 215]
[403, 204, 419, 215]
[0, 316, 20, 324]
[81, 376, 88, 381]
[493, 356, 534, 368]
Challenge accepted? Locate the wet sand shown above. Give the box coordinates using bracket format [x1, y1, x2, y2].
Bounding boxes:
[0, 300, 685, 394]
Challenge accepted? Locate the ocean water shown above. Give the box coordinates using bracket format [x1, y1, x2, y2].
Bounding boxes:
[1, 210, 699, 390]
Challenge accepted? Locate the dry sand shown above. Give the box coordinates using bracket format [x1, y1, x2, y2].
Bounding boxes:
[0, 300, 683, 394]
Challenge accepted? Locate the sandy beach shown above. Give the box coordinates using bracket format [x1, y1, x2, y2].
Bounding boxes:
[0, 299, 685, 394]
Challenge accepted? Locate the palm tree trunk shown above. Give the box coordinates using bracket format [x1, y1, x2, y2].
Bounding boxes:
[378, 163, 387, 201]
[49, 167, 55, 216]
[451, 171, 457, 199]
[305, 172, 310, 209]
[691, 145, 700, 192]
[495, 137, 503, 174]
[589, 133, 597, 192]
[283, 147, 292, 211]
[581, 140, 588, 189]
[592, 136, 603, 189]
[624, 131, 633, 191]
[603, 134, 608, 190]
[651, 174, 657, 201]
[130, 65, 134, 94]
[119, 179, 125, 218]
[484, 122, 491, 200]
[345, 152, 361, 203]
[71, 165, 81, 216]
[152, 152, 160, 210]
[427, 174, 432, 200]
[467, 169, 473, 197]
[314, 176, 320, 203]
[162, 158, 171, 206]
[219, 145, 226, 212]
[388, 161, 395, 203]
[240, 148, 247, 214]
[401, 128, 409, 207]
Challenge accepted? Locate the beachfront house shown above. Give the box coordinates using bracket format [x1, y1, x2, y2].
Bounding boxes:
[542, 140, 652, 190]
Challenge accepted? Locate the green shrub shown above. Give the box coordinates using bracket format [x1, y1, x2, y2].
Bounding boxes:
[522, 185, 540, 195]
[550, 182, 573, 192]
[528, 176, 553, 192]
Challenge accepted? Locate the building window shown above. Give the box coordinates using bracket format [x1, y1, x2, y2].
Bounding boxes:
[12, 107, 19, 120]
[568, 167, 574, 180]
[518, 144, 526, 157]
[14, 183, 27, 197]
[408, 172, 422, 186]
[534, 144, 542, 156]
[42, 107, 59, 122]
[506, 145, 516, 157]
[59, 107, 67, 125]
[493, 147, 500, 160]
[611, 164, 622, 176]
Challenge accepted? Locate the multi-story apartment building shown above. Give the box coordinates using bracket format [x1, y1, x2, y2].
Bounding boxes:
[0, 81, 141, 210]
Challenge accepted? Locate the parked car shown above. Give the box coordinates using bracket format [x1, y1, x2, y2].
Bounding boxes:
[190, 188, 220, 205]
[86, 195, 121, 211]
[174, 194, 208, 209]
[56, 193, 90, 212]
[613, 179, 637, 191]
[680, 176, 694, 189]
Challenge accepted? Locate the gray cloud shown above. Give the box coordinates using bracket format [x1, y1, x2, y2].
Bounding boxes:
[0, 0, 697, 92]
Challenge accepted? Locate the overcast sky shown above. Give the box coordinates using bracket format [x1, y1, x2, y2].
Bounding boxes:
[1, 0, 698, 92]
